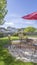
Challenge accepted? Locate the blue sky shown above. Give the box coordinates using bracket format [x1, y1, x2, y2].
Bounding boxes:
[1, 0, 37, 28]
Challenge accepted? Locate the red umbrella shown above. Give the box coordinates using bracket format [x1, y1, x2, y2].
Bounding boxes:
[22, 12, 37, 20]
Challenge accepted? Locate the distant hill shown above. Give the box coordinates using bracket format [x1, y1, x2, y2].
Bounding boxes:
[7, 26, 18, 33]
[0, 26, 37, 35]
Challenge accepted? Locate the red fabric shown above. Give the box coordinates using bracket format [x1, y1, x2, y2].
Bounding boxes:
[22, 12, 37, 20]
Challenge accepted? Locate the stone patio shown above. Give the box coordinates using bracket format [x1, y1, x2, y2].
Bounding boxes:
[8, 43, 37, 63]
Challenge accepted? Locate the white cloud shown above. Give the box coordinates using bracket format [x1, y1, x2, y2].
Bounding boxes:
[5, 22, 15, 27]
[0, 13, 37, 28]
[24, 21, 35, 24]
[5, 22, 14, 26]
[0, 22, 15, 28]
[3, 19, 36, 28]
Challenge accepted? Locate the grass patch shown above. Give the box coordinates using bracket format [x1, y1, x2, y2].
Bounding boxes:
[0, 36, 19, 46]
[0, 37, 9, 46]
[11, 36, 19, 40]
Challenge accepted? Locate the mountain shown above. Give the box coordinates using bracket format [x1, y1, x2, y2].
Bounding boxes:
[7, 26, 18, 33]
[0, 27, 6, 32]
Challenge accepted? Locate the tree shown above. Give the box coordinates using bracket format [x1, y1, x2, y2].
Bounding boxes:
[24, 27, 36, 33]
[0, 0, 7, 25]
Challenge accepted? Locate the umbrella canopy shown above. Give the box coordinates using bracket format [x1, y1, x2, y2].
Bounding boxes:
[22, 12, 37, 20]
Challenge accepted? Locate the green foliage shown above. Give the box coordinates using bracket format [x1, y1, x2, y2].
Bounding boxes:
[0, 0, 7, 24]
[24, 27, 36, 33]
[13, 32, 18, 36]
[0, 37, 9, 46]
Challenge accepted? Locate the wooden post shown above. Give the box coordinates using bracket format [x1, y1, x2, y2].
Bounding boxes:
[18, 30, 24, 49]
[8, 34, 12, 48]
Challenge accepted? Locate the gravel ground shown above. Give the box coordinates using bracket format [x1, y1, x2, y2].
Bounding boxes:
[8, 44, 37, 63]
